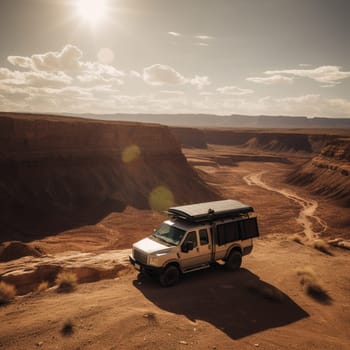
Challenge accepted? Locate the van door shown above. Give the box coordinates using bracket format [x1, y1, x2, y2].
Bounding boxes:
[179, 231, 200, 270]
[179, 229, 212, 270]
[196, 228, 212, 264]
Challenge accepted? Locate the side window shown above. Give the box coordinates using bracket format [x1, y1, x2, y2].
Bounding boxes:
[199, 229, 209, 245]
[240, 217, 260, 239]
[217, 222, 240, 245]
[185, 231, 198, 248]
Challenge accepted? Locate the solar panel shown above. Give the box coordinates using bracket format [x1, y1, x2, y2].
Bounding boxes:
[167, 199, 254, 223]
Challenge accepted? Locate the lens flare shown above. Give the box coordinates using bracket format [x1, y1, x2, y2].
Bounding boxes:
[149, 186, 174, 211]
[97, 48, 115, 64]
[122, 145, 141, 163]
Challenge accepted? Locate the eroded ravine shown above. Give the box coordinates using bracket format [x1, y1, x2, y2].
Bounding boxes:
[244, 172, 328, 240]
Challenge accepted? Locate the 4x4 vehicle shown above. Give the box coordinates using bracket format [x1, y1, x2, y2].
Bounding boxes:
[129, 199, 259, 286]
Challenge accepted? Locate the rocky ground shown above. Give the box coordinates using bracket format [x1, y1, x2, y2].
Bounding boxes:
[1, 136, 349, 349]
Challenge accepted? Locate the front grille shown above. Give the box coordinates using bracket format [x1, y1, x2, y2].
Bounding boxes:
[133, 248, 148, 265]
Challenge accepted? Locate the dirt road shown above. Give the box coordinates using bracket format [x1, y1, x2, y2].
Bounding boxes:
[244, 172, 327, 240]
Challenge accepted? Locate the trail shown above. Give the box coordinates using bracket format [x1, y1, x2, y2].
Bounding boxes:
[244, 172, 327, 240]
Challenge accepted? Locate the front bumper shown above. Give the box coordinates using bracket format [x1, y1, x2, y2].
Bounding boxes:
[129, 254, 162, 275]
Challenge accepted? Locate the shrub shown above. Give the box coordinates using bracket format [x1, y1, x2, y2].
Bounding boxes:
[37, 281, 49, 293]
[143, 312, 157, 325]
[61, 320, 74, 336]
[55, 272, 77, 293]
[290, 234, 304, 244]
[312, 239, 332, 255]
[296, 267, 331, 304]
[0, 281, 16, 305]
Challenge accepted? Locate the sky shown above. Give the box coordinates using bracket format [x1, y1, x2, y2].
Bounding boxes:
[0, 0, 350, 117]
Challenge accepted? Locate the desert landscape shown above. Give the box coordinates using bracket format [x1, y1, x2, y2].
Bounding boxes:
[0, 112, 349, 349]
[1, 0, 350, 349]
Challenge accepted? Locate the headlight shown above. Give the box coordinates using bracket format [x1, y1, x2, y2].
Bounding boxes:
[149, 255, 158, 265]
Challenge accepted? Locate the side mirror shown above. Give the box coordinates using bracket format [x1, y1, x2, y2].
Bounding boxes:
[181, 241, 194, 253]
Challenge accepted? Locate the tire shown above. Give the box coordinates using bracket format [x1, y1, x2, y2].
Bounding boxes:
[159, 265, 180, 287]
[225, 250, 242, 271]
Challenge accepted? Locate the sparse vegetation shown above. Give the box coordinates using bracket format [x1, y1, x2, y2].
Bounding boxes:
[37, 281, 49, 293]
[296, 267, 331, 304]
[0, 281, 16, 305]
[290, 234, 304, 244]
[312, 239, 332, 255]
[56, 271, 78, 293]
[143, 312, 158, 325]
[61, 320, 74, 336]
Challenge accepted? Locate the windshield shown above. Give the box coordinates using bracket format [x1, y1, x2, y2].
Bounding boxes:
[152, 223, 186, 246]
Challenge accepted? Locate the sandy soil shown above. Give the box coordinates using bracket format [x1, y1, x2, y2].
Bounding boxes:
[1, 238, 349, 350]
[1, 143, 349, 349]
[243, 172, 327, 240]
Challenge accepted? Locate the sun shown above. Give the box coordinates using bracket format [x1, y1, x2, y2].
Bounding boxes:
[75, 0, 107, 24]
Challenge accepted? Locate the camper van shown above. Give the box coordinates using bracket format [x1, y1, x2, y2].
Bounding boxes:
[129, 199, 259, 286]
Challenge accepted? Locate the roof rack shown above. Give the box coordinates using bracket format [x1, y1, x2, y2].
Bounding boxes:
[167, 199, 254, 223]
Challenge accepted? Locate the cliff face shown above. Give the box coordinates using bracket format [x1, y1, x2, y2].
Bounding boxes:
[170, 127, 207, 149]
[0, 113, 218, 242]
[287, 140, 350, 207]
[171, 126, 350, 207]
[172, 128, 341, 153]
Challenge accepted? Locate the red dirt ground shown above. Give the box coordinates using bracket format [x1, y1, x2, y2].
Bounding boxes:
[0, 116, 349, 349]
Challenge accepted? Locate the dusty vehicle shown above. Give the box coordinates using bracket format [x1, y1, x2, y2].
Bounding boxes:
[129, 199, 259, 286]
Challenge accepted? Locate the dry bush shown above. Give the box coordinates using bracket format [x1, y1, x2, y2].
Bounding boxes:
[296, 267, 331, 304]
[143, 312, 158, 325]
[290, 234, 304, 245]
[0, 281, 16, 305]
[37, 281, 49, 293]
[312, 239, 332, 255]
[55, 271, 77, 293]
[61, 320, 74, 336]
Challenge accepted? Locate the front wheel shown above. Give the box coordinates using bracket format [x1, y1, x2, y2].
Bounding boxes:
[159, 265, 180, 287]
[225, 250, 242, 271]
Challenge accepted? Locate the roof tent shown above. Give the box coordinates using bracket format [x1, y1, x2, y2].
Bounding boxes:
[167, 199, 254, 223]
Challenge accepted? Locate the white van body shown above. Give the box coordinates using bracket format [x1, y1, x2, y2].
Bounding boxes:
[129, 199, 259, 286]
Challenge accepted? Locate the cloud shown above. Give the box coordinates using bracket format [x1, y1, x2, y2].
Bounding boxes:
[160, 90, 185, 95]
[190, 75, 211, 89]
[0, 68, 72, 88]
[195, 35, 214, 40]
[129, 70, 142, 78]
[24, 71, 73, 87]
[143, 64, 187, 86]
[77, 62, 124, 86]
[4, 44, 124, 90]
[8, 45, 83, 72]
[0, 44, 127, 113]
[265, 66, 350, 85]
[196, 42, 209, 47]
[246, 74, 294, 85]
[199, 91, 214, 96]
[0, 84, 31, 100]
[251, 94, 350, 117]
[168, 31, 181, 37]
[7, 56, 32, 69]
[217, 86, 254, 96]
[143, 64, 210, 89]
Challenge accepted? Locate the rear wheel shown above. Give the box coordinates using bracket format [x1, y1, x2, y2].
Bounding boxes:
[159, 265, 180, 287]
[225, 250, 242, 271]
